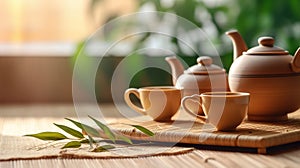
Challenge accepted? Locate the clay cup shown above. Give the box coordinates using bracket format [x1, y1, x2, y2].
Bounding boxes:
[124, 86, 182, 122]
[182, 92, 250, 131]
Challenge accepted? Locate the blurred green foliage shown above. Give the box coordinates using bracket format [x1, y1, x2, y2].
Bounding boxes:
[234, 0, 300, 51]
[79, 0, 300, 101]
[88, 0, 300, 68]
[137, 0, 300, 69]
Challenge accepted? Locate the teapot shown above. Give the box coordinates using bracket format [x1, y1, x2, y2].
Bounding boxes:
[226, 30, 300, 121]
[165, 56, 228, 114]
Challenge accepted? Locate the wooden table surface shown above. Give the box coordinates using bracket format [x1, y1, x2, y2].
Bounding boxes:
[1, 104, 300, 168]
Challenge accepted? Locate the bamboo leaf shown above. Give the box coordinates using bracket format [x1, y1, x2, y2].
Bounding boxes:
[80, 136, 96, 148]
[88, 116, 116, 143]
[91, 145, 115, 152]
[64, 118, 83, 129]
[61, 141, 81, 149]
[129, 125, 154, 136]
[24, 132, 67, 140]
[87, 135, 95, 148]
[54, 123, 84, 139]
[116, 134, 133, 144]
[80, 139, 90, 143]
[65, 118, 100, 137]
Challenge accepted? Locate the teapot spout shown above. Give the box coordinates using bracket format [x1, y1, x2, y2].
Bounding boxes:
[291, 47, 300, 72]
[226, 30, 248, 60]
[165, 56, 185, 86]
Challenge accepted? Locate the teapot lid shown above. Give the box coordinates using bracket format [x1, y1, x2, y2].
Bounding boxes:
[245, 37, 289, 55]
[186, 56, 226, 74]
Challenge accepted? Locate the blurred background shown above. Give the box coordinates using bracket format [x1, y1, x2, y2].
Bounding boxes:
[0, 0, 299, 103]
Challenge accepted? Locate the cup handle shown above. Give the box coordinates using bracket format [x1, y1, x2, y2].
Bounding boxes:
[182, 94, 207, 122]
[124, 88, 147, 115]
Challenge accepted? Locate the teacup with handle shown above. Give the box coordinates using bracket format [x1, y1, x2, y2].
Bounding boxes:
[124, 86, 182, 122]
[182, 92, 250, 131]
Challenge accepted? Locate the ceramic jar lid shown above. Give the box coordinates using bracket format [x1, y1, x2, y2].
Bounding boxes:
[186, 56, 226, 74]
[245, 37, 289, 55]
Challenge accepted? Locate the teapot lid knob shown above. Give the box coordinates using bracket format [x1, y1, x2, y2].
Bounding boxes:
[245, 36, 288, 55]
[258, 37, 274, 47]
[197, 56, 213, 66]
[187, 56, 225, 74]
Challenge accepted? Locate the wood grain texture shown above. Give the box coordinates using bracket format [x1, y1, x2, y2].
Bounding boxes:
[1, 104, 300, 167]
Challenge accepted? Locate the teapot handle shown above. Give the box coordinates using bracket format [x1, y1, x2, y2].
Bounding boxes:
[291, 47, 300, 72]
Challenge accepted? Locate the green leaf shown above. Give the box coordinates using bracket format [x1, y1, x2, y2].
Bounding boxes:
[54, 123, 84, 139]
[88, 116, 116, 143]
[87, 135, 95, 148]
[80, 136, 96, 148]
[80, 139, 90, 143]
[61, 141, 81, 149]
[24, 132, 68, 140]
[64, 118, 83, 129]
[116, 134, 133, 144]
[91, 145, 115, 152]
[65, 118, 100, 137]
[129, 125, 154, 136]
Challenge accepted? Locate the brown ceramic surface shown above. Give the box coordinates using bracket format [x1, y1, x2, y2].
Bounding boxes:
[226, 30, 300, 121]
[182, 92, 250, 131]
[230, 75, 300, 121]
[124, 86, 182, 122]
[165, 56, 228, 115]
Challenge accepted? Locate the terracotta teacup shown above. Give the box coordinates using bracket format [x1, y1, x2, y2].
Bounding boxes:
[124, 86, 182, 121]
[182, 92, 250, 131]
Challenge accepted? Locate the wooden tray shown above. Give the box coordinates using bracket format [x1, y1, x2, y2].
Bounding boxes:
[109, 111, 300, 154]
